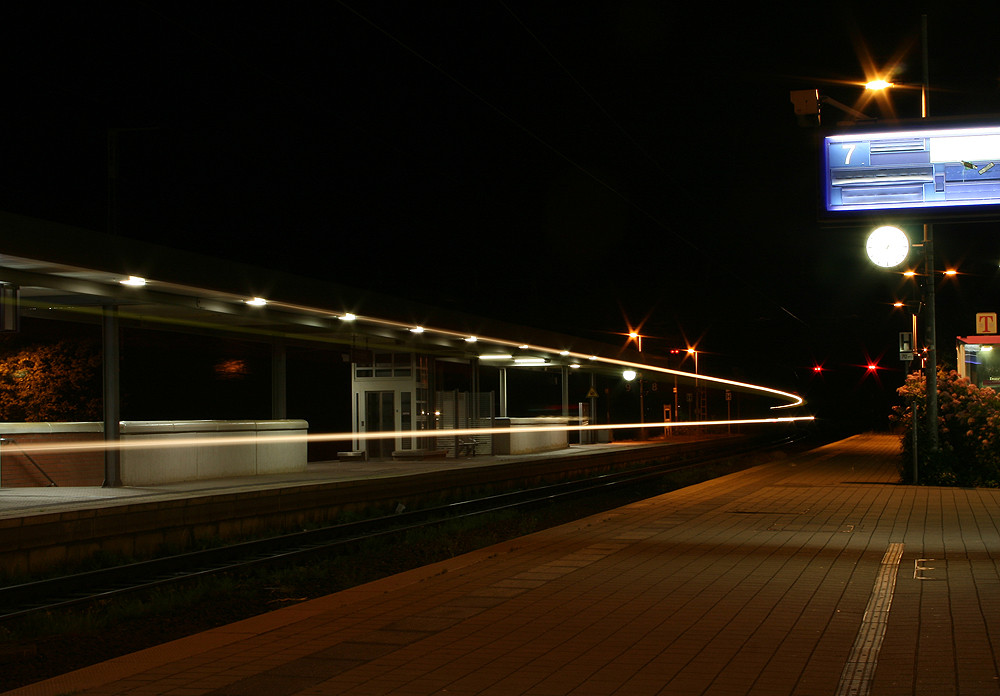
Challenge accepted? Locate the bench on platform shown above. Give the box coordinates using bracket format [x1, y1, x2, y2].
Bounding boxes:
[338, 450, 367, 461]
[457, 438, 480, 457]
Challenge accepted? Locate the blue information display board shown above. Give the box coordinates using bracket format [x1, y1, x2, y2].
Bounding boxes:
[823, 123, 1000, 214]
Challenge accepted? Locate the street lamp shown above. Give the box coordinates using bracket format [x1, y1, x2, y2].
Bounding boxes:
[866, 15, 939, 464]
[796, 16, 941, 477]
[686, 347, 699, 371]
[864, 79, 892, 91]
[685, 347, 703, 423]
[866, 223, 939, 463]
[863, 72, 928, 119]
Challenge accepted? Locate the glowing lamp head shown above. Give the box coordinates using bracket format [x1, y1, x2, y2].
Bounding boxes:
[622, 369, 637, 382]
[865, 79, 893, 91]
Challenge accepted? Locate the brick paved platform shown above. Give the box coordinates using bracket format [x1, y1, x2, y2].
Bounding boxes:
[6, 433, 1000, 696]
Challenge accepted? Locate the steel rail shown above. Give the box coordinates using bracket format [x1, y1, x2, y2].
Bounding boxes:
[0, 433, 802, 623]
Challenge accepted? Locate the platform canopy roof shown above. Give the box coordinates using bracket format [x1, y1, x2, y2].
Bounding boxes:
[0, 211, 643, 375]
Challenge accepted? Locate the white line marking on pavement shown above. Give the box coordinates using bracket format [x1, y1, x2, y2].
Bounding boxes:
[913, 558, 938, 580]
[835, 542, 904, 696]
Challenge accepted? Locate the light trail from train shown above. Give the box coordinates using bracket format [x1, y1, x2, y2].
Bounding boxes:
[0, 416, 814, 456]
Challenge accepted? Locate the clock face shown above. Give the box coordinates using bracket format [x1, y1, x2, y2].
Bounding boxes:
[866, 226, 909, 267]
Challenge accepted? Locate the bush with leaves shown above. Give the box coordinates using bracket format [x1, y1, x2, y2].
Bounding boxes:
[0, 340, 102, 421]
[893, 366, 1000, 486]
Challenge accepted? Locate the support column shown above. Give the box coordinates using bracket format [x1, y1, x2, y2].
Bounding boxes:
[587, 372, 597, 444]
[561, 365, 569, 418]
[470, 357, 479, 425]
[498, 367, 507, 418]
[271, 338, 287, 420]
[102, 305, 122, 488]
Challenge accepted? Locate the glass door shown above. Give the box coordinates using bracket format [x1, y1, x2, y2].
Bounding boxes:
[364, 390, 396, 459]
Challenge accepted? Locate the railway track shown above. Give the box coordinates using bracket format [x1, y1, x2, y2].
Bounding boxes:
[0, 434, 804, 625]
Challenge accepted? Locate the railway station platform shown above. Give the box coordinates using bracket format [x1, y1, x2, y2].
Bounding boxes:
[7, 432, 1000, 696]
[0, 435, 751, 579]
[0, 439, 697, 520]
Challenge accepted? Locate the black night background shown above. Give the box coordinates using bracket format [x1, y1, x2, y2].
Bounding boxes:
[4, 2, 1000, 432]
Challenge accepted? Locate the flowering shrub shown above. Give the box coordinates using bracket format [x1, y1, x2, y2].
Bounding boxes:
[893, 366, 1000, 486]
[0, 340, 101, 421]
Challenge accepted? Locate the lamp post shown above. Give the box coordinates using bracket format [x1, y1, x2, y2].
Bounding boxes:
[864, 14, 938, 461]
[922, 225, 939, 452]
[894, 297, 921, 482]
[669, 348, 681, 430]
[796, 16, 942, 478]
[866, 223, 940, 480]
[687, 347, 702, 422]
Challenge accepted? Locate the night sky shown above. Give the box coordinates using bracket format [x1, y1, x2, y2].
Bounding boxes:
[5, 3, 1000, 425]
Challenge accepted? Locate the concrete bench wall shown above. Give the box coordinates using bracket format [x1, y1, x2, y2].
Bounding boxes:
[119, 420, 309, 485]
[0, 420, 308, 487]
[492, 417, 569, 455]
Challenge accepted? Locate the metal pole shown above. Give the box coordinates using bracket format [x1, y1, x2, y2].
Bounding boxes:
[924, 224, 938, 453]
[639, 376, 645, 440]
[102, 305, 122, 487]
[912, 394, 919, 482]
[727, 391, 731, 435]
[561, 365, 569, 418]
[498, 367, 507, 418]
[921, 15, 938, 457]
[921, 14, 930, 119]
[587, 372, 597, 444]
[471, 357, 480, 427]
[910, 313, 918, 483]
